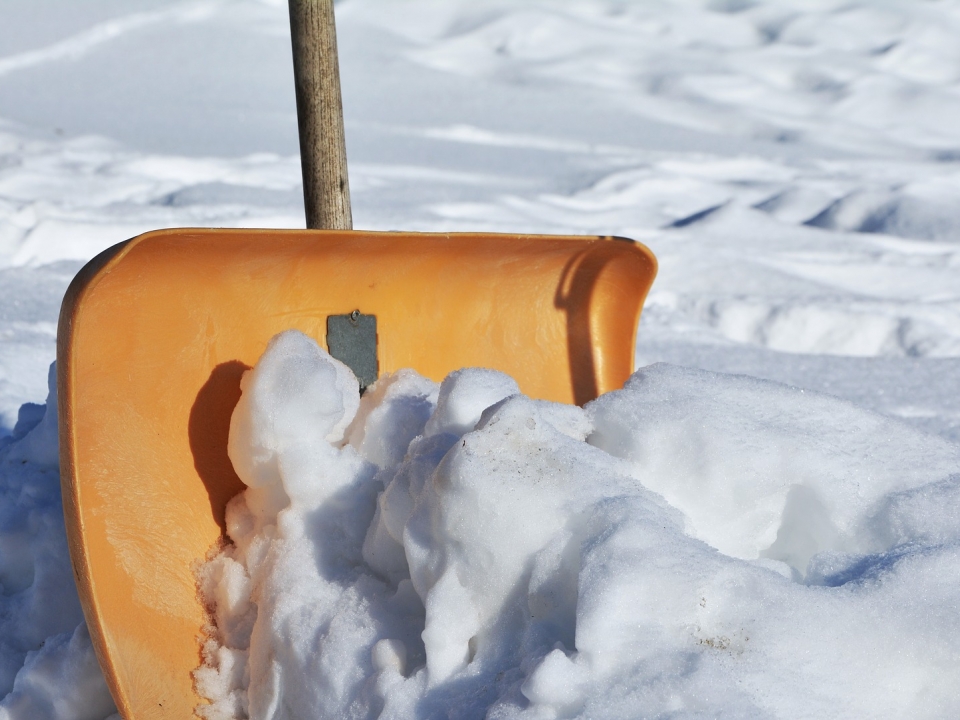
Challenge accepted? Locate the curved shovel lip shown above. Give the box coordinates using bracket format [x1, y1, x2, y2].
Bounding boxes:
[57, 237, 134, 715]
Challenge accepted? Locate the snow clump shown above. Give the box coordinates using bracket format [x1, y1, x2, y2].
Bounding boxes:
[195, 329, 960, 719]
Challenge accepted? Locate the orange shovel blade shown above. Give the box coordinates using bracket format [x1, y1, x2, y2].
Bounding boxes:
[57, 228, 656, 718]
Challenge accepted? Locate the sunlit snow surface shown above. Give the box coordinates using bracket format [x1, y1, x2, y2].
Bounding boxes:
[0, 0, 960, 717]
[197, 331, 960, 719]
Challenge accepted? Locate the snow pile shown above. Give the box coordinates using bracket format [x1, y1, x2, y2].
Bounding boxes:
[196, 330, 960, 719]
[0, 366, 116, 720]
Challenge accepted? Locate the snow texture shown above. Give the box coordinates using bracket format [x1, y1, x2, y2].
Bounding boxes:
[0, 0, 959, 716]
[195, 331, 960, 719]
[0, 367, 117, 720]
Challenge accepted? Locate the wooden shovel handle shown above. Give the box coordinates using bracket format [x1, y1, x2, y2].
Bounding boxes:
[289, 0, 352, 230]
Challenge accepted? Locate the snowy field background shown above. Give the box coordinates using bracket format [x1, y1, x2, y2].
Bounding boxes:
[1, 0, 960, 717]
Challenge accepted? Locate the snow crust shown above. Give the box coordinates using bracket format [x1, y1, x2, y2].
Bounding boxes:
[195, 330, 960, 719]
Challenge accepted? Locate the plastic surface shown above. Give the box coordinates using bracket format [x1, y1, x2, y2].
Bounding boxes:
[57, 228, 657, 719]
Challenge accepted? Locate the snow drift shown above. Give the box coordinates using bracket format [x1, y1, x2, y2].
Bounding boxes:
[195, 331, 960, 719]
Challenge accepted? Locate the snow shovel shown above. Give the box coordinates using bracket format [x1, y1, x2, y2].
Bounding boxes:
[56, 1, 656, 718]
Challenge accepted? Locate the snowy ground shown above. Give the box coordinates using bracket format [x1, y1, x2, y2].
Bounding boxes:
[1, 0, 959, 717]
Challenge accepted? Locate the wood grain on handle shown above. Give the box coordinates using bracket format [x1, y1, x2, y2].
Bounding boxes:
[289, 0, 352, 230]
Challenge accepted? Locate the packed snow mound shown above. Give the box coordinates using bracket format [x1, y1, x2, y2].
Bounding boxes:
[589, 364, 960, 571]
[0, 365, 117, 720]
[196, 330, 960, 719]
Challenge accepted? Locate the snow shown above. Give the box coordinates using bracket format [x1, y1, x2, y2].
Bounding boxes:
[196, 332, 960, 718]
[0, 0, 959, 717]
[0, 369, 116, 720]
